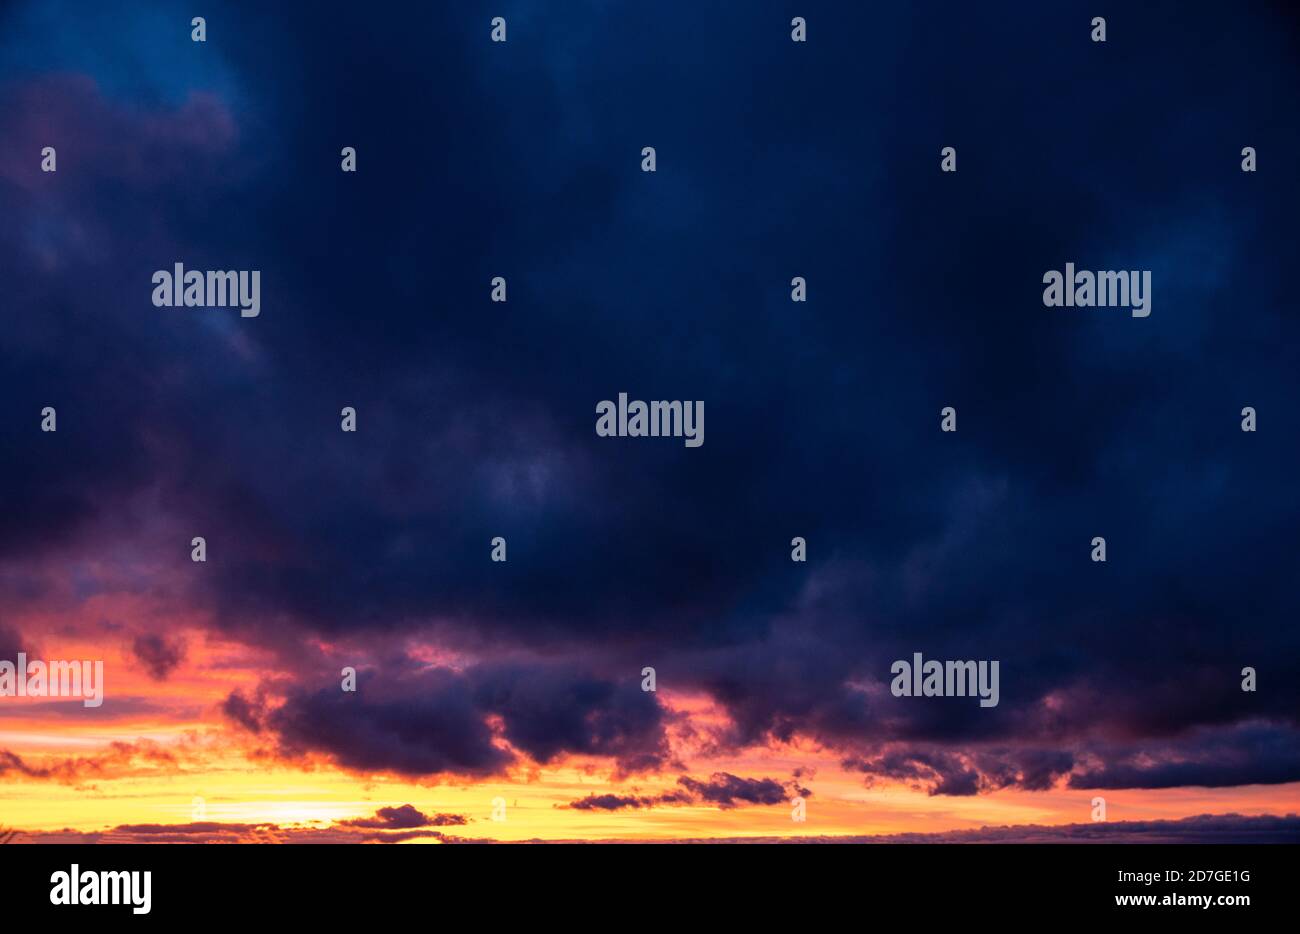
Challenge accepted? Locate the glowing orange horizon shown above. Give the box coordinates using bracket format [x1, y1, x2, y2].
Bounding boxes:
[3, 625, 1297, 842]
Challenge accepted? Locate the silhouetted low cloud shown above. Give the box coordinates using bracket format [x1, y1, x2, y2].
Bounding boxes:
[18, 813, 1295, 845]
[565, 772, 808, 811]
[341, 804, 468, 829]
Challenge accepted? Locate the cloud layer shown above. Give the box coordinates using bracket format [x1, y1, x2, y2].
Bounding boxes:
[1, 1, 1298, 829]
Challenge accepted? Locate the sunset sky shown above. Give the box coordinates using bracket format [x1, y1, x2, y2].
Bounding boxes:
[2, 0, 1299, 843]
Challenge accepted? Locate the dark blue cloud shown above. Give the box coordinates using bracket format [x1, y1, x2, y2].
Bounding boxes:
[226, 663, 672, 778]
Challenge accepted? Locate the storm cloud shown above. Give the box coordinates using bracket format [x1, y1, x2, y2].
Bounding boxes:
[1, 0, 1297, 803]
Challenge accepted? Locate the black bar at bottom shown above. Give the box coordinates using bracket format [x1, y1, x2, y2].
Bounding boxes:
[0, 842, 1289, 921]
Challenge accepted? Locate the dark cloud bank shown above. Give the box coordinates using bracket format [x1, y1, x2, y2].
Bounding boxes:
[1, 0, 1298, 809]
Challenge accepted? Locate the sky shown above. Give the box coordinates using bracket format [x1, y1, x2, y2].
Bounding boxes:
[1, 0, 1299, 843]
